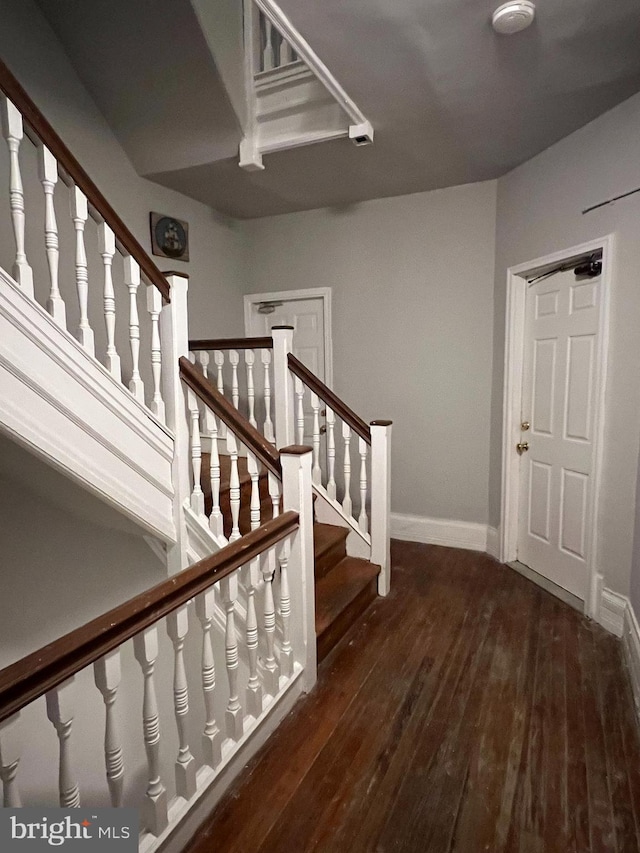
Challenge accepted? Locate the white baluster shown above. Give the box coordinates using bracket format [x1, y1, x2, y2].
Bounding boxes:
[167, 607, 197, 800]
[198, 352, 224, 538]
[230, 349, 240, 409]
[278, 537, 293, 678]
[220, 573, 244, 740]
[134, 628, 168, 836]
[311, 392, 322, 485]
[226, 430, 241, 541]
[294, 376, 305, 445]
[98, 223, 121, 380]
[0, 715, 21, 807]
[70, 187, 94, 354]
[268, 470, 281, 521]
[342, 422, 353, 517]
[244, 559, 263, 717]
[263, 17, 275, 70]
[123, 257, 145, 402]
[214, 350, 225, 395]
[38, 145, 66, 327]
[247, 448, 261, 530]
[280, 37, 293, 65]
[261, 550, 280, 696]
[187, 386, 205, 518]
[46, 680, 80, 807]
[358, 436, 369, 534]
[245, 349, 257, 428]
[214, 350, 227, 439]
[261, 348, 275, 442]
[326, 407, 337, 500]
[1, 98, 33, 296]
[195, 590, 222, 768]
[146, 286, 165, 422]
[94, 650, 124, 807]
[209, 415, 223, 537]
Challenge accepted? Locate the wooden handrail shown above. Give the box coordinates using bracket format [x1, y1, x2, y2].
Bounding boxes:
[0, 58, 171, 302]
[0, 511, 299, 725]
[189, 337, 273, 351]
[288, 354, 371, 444]
[179, 356, 282, 477]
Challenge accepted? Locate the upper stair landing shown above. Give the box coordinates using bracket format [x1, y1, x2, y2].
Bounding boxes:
[239, 0, 374, 171]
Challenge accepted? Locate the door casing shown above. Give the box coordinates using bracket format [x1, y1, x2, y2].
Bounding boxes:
[499, 235, 613, 618]
[243, 286, 334, 387]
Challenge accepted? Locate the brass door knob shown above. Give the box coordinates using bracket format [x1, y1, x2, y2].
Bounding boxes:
[516, 442, 529, 455]
[521, 421, 530, 431]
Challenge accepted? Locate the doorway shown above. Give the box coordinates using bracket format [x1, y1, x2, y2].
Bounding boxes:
[500, 237, 612, 616]
[243, 287, 333, 385]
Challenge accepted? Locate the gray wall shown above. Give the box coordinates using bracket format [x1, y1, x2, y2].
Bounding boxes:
[243, 182, 497, 524]
[0, 0, 247, 341]
[491, 91, 640, 601]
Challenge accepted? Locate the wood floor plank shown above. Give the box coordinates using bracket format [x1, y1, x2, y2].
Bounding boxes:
[451, 565, 538, 853]
[578, 619, 618, 851]
[183, 542, 640, 853]
[561, 604, 591, 853]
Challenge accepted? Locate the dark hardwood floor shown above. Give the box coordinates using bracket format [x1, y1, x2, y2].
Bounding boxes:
[184, 541, 640, 853]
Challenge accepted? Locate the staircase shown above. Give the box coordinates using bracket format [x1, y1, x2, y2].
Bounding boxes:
[0, 50, 390, 853]
[203, 454, 380, 662]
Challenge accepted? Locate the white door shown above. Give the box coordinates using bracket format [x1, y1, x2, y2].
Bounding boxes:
[245, 295, 327, 381]
[245, 293, 328, 444]
[517, 267, 602, 600]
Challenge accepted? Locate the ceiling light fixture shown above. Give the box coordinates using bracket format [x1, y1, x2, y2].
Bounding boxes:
[491, 1, 536, 35]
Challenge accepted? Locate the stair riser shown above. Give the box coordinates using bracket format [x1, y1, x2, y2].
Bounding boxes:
[314, 539, 348, 581]
[316, 579, 377, 663]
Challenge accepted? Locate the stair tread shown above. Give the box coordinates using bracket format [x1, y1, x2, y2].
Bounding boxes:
[313, 522, 349, 560]
[315, 556, 380, 637]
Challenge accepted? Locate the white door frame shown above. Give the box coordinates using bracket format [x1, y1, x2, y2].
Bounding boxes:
[499, 234, 613, 617]
[243, 286, 334, 387]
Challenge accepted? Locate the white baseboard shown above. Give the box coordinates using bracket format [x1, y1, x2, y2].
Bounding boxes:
[390, 513, 488, 552]
[486, 526, 500, 560]
[598, 587, 626, 638]
[623, 603, 640, 727]
[594, 587, 640, 730]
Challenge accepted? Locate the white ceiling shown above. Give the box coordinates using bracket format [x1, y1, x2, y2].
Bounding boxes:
[38, 0, 640, 219]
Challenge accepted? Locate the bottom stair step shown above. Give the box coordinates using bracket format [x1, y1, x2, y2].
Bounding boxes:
[315, 557, 380, 663]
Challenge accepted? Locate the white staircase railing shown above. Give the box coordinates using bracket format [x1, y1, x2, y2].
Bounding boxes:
[189, 330, 393, 596]
[0, 59, 171, 423]
[240, 0, 374, 171]
[0, 489, 316, 849]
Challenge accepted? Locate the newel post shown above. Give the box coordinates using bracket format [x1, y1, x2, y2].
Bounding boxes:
[271, 325, 295, 449]
[161, 273, 190, 574]
[370, 420, 392, 596]
[281, 446, 317, 692]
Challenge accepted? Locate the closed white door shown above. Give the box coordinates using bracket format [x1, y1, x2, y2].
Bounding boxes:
[246, 296, 326, 381]
[517, 267, 602, 600]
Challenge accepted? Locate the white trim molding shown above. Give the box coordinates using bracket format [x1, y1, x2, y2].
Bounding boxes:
[0, 269, 176, 542]
[593, 586, 640, 728]
[598, 587, 626, 637]
[623, 603, 640, 726]
[486, 526, 500, 560]
[500, 235, 614, 617]
[391, 513, 488, 552]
